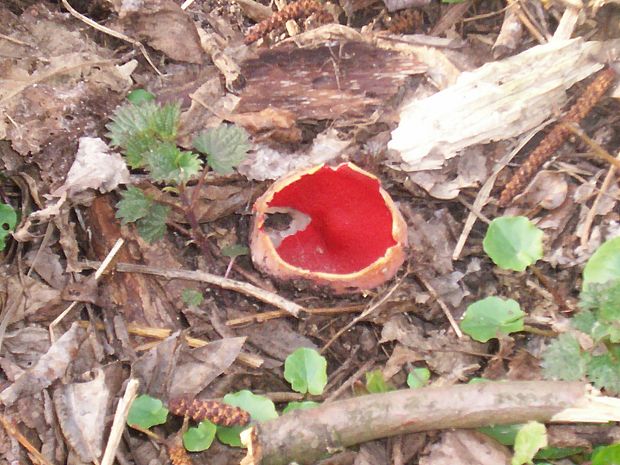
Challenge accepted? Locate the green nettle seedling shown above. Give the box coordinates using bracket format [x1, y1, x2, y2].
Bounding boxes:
[460, 296, 525, 342]
[0, 202, 17, 251]
[483, 216, 544, 272]
[107, 91, 250, 243]
[542, 236, 620, 394]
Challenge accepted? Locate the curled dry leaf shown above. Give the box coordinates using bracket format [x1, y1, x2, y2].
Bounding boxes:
[51, 137, 130, 199]
[53, 369, 109, 462]
[0, 323, 85, 406]
[250, 163, 408, 293]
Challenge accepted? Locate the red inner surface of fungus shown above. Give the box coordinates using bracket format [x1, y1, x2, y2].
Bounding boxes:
[265, 165, 397, 274]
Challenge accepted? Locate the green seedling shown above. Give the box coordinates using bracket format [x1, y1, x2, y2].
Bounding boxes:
[592, 443, 620, 465]
[483, 216, 543, 272]
[542, 236, 620, 393]
[365, 370, 393, 394]
[460, 296, 525, 342]
[217, 390, 278, 447]
[0, 202, 17, 251]
[183, 420, 217, 452]
[511, 421, 547, 465]
[282, 401, 320, 414]
[127, 394, 168, 429]
[107, 92, 250, 243]
[284, 347, 328, 396]
[181, 288, 204, 307]
[406, 367, 430, 389]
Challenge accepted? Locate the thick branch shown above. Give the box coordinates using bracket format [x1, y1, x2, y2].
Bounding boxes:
[241, 381, 618, 465]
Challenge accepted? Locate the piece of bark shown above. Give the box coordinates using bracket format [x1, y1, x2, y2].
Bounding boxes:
[86, 194, 182, 328]
[241, 381, 620, 465]
[236, 41, 426, 121]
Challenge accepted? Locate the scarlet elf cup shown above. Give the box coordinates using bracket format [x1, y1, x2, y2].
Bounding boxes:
[250, 162, 408, 293]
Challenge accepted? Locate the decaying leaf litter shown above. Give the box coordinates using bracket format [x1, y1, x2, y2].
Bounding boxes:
[1, 0, 620, 464]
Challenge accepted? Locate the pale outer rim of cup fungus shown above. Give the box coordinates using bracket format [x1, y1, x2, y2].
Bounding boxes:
[250, 162, 408, 293]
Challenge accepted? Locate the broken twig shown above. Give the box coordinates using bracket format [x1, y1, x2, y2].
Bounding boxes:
[241, 381, 620, 465]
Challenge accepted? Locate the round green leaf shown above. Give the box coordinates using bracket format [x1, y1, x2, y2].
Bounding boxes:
[183, 420, 216, 452]
[0, 203, 17, 251]
[127, 89, 156, 104]
[460, 296, 525, 342]
[583, 236, 620, 290]
[406, 367, 430, 389]
[592, 443, 620, 465]
[282, 401, 320, 414]
[483, 216, 543, 271]
[127, 394, 168, 429]
[284, 348, 327, 395]
[216, 390, 278, 448]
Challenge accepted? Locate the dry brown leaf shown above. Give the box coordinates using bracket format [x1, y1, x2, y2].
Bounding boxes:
[116, 0, 204, 64]
[53, 369, 109, 462]
[169, 337, 246, 399]
[419, 430, 511, 465]
[0, 323, 86, 406]
[51, 137, 129, 198]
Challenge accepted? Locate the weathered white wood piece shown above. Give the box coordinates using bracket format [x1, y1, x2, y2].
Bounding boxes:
[388, 39, 617, 171]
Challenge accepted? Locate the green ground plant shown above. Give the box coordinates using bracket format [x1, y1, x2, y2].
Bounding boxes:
[107, 90, 250, 245]
[0, 202, 17, 251]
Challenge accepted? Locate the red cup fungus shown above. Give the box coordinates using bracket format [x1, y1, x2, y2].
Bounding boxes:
[250, 162, 408, 293]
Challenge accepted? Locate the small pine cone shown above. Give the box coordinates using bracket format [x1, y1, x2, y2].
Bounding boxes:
[499, 67, 616, 207]
[169, 442, 192, 465]
[168, 397, 250, 427]
[244, 0, 331, 44]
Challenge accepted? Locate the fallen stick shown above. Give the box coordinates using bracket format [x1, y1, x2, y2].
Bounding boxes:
[240, 381, 620, 465]
[80, 260, 304, 317]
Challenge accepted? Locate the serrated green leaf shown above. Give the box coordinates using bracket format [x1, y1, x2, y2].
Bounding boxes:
[145, 142, 201, 184]
[407, 367, 431, 389]
[483, 216, 543, 271]
[106, 101, 181, 169]
[365, 370, 392, 393]
[512, 421, 547, 465]
[587, 350, 620, 394]
[0, 203, 17, 251]
[572, 309, 596, 334]
[181, 288, 204, 307]
[217, 390, 278, 448]
[541, 333, 587, 381]
[282, 401, 320, 414]
[115, 187, 153, 224]
[127, 394, 168, 429]
[221, 244, 250, 258]
[592, 443, 620, 465]
[284, 348, 328, 395]
[193, 125, 251, 174]
[127, 89, 156, 105]
[136, 203, 169, 243]
[460, 296, 525, 342]
[583, 236, 620, 290]
[183, 420, 216, 452]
